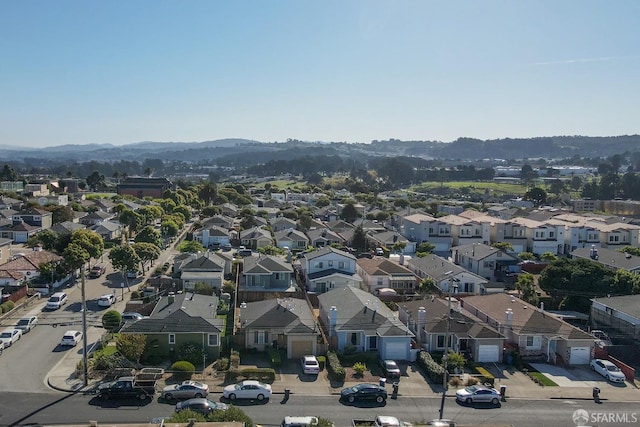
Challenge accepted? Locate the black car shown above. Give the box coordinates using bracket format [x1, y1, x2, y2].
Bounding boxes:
[379, 359, 401, 379]
[175, 398, 228, 414]
[340, 383, 387, 404]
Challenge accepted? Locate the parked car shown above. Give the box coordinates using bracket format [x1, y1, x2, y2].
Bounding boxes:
[126, 270, 140, 279]
[60, 330, 83, 347]
[340, 383, 387, 404]
[16, 315, 38, 333]
[301, 355, 320, 375]
[89, 265, 105, 278]
[222, 380, 272, 401]
[46, 292, 68, 310]
[379, 359, 401, 379]
[97, 294, 116, 307]
[175, 398, 227, 414]
[590, 358, 626, 383]
[455, 385, 501, 405]
[163, 380, 209, 400]
[121, 312, 145, 322]
[0, 328, 22, 347]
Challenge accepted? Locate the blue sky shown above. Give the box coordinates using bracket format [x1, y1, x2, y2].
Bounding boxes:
[1, 1, 638, 148]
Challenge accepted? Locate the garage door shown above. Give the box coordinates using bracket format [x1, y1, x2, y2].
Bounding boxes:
[383, 342, 408, 360]
[569, 347, 591, 365]
[290, 340, 314, 359]
[477, 345, 500, 362]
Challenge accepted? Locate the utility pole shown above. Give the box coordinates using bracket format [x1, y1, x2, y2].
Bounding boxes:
[439, 274, 458, 420]
[81, 265, 88, 386]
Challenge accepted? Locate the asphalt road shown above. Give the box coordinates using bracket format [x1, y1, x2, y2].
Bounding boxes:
[0, 392, 637, 427]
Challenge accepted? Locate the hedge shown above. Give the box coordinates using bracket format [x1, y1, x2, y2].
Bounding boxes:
[476, 366, 495, 386]
[417, 351, 445, 384]
[327, 351, 345, 382]
[266, 347, 282, 368]
[170, 360, 196, 380]
[1, 300, 15, 314]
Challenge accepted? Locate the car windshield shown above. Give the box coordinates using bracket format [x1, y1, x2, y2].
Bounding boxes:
[48, 296, 60, 302]
[17, 319, 29, 325]
[606, 365, 621, 372]
[465, 386, 479, 392]
[0, 332, 11, 338]
[385, 361, 398, 369]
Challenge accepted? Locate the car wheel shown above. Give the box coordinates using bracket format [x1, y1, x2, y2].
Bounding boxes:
[257, 394, 265, 401]
[228, 393, 236, 401]
[606, 375, 611, 381]
[101, 394, 110, 400]
[376, 395, 384, 404]
[164, 393, 173, 401]
[194, 393, 203, 398]
[590, 365, 595, 371]
[138, 393, 146, 400]
[348, 395, 355, 403]
[465, 397, 472, 404]
[491, 397, 499, 405]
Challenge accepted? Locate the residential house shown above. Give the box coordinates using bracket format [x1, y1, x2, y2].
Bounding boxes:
[301, 247, 361, 293]
[238, 298, 319, 358]
[318, 286, 414, 360]
[462, 293, 595, 365]
[120, 292, 223, 362]
[220, 203, 239, 218]
[50, 221, 87, 235]
[93, 198, 117, 213]
[202, 215, 235, 231]
[242, 255, 295, 291]
[511, 217, 566, 255]
[24, 183, 49, 197]
[549, 213, 640, 250]
[0, 196, 23, 211]
[13, 207, 53, 229]
[239, 227, 273, 250]
[590, 295, 640, 341]
[439, 215, 490, 247]
[36, 194, 69, 207]
[90, 220, 123, 241]
[314, 207, 339, 222]
[270, 217, 297, 233]
[117, 177, 176, 199]
[571, 246, 640, 274]
[80, 211, 115, 226]
[195, 225, 231, 249]
[406, 255, 492, 295]
[451, 243, 520, 280]
[0, 238, 12, 265]
[399, 298, 505, 362]
[306, 227, 344, 248]
[0, 248, 63, 287]
[400, 213, 453, 256]
[0, 219, 40, 243]
[356, 258, 418, 295]
[274, 228, 309, 251]
[174, 252, 226, 292]
[367, 231, 416, 255]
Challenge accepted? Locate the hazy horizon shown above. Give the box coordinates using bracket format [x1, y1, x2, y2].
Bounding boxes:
[2, 1, 639, 148]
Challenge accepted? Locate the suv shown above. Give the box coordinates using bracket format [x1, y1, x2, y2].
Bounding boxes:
[89, 265, 105, 278]
[46, 292, 68, 310]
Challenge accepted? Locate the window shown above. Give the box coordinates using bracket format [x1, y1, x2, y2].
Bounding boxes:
[275, 273, 280, 280]
[208, 334, 219, 346]
[328, 260, 333, 267]
[368, 335, 378, 350]
[338, 261, 345, 269]
[254, 331, 268, 344]
[526, 336, 542, 349]
[437, 335, 445, 348]
[168, 334, 176, 345]
[351, 332, 357, 345]
[549, 231, 554, 238]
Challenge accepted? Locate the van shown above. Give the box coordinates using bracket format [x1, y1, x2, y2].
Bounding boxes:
[238, 249, 252, 257]
[46, 292, 68, 310]
[281, 416, 320, 427]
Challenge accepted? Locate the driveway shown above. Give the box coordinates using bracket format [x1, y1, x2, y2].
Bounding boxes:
[530, 363, 620, 388]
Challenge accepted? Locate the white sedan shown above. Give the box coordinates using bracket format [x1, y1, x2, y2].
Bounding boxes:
[301, 355, 320, 375]
[0, 328, 22, 347]
[590, 358, 626, 383]
[60, 330, 83, 347]
[16, 316, 38, 333]
[97, 294, 116, 307]
[222, 380, 272, 401]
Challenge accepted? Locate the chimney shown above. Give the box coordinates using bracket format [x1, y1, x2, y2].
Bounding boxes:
[540, 302, 544, 311]
[168, 292, 175, 305]
[417, 306, 427, 342]
[329, 306, 338, 337]
[504, 308, 513, 329]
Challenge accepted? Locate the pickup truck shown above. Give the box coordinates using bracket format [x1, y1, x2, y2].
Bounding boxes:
[352, 416, 406, 427]
[97, 376, 157, 400]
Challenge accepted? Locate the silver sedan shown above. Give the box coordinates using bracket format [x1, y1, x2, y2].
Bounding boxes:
[162, 380, 209, 400]
[455, 385, 501, 405]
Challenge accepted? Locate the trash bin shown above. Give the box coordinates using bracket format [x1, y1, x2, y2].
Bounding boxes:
[499, 385, 507, 401]
[392, 382, 399, 398]
[592, 387, 600, 403]
[379, 378, 387, 388]
[284, 388, 291, 399]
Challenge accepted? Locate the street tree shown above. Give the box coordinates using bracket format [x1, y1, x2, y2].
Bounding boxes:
[132, 242, 161, 273]
[492, 242, 514, 252]
[177, 240, 205, 253]
[173, 204, 191, 222]
[339, 201, 359, 223]
[516, 273, 539, 305]
[135, 226, 162, 247]
[70, 229, 104, 262]
[119, 209, 144, 237]
[137, 205, 164, 225]
[63, 243, 91, 273]
[161, 219, 179, 238]
[109, 244, 141, 285]
[116, 334, 146, 364]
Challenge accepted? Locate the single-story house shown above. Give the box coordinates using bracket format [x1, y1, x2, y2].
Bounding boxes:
[591, 295, 640, 341]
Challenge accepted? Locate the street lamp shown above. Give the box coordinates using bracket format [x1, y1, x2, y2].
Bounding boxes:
[439, 273, 459, 420]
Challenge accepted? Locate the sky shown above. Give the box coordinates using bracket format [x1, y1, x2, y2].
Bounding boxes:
[1, 1, 639, 148]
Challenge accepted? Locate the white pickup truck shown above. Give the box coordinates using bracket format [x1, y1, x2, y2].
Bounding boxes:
[352, 416, 409, 427]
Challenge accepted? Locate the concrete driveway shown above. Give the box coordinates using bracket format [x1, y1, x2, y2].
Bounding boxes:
[530, 363, 621, 387]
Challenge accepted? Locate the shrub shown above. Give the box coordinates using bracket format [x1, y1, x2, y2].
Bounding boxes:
[225, 368, 276, 383]
[343, 344, 357, 355]
[215, 357, 230, 371]
[207, 405, 254, 427]
[176, 342, 203, 366]
[465, 376, 480, 386]
[266, 347, 282, 368]
[131, 290, 141, 299]
[417, 351, 445, 384]
[353, 361, 366, 375]
[230, 350, 240, 369]
[476, 366, 495, 386]
[449, 376, 462, 387]
[1, 300, 15, 314]
[327, 351, 345, 382]
[170, 360, 195, 380]
[316, 355, 326, 371]
[102, 310, 122, 332]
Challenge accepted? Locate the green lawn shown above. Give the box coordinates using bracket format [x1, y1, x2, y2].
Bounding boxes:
[412, 181, 528, 195]
[527, 371, 559, 386]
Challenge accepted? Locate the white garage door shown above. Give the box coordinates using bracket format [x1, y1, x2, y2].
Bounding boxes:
[477, 345, 500, 362]
[569, 347, 590, 365]
[383, 342, 408, 360]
